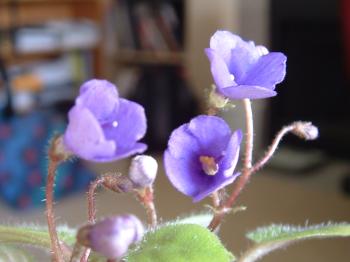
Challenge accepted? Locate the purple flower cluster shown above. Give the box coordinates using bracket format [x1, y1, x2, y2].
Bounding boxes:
[62, 30, 287, 203]
[206, 31, 287, 99]
[63, 79, 147, 162]
[164, 115, 242, 202]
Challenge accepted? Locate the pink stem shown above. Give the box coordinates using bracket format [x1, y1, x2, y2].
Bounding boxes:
[208, 99, 254, 231]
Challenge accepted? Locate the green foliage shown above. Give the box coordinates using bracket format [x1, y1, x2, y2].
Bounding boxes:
[246, 222, 350, 243]
[0, 245, 34, 262]
[174, 213, 213, 228]
[239, 222, 350, 262]
[126, 223, 234, 262]
[0, 224, 76, 251]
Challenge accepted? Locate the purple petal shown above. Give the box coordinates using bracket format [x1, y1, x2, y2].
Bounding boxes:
[167, 124, 200, 159]
[218, 85, 277, 100]
[205, 48, 235, 89]
[187, 115, 231, 157]
[103, 98, 147, 152]
[229, 43, 263, 83]
[164, 150, 202, 197]
[218, 129, 242, 177]
[76, 79, 119, 123]
[209, 30, 242, 66]
[93, 143, 147, 162]
[242, 52, 287, 89]
[192, 172, 240, 202]
[63, 105, 116, 161]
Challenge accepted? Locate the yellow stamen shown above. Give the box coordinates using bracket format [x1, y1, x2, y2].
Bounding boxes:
[199, 156, 218, 176]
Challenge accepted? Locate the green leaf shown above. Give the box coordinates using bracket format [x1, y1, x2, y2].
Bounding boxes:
[239, 222, 350, 262]
[0, 224, 76, 250]
[174, 213, 213, 228]
[0, 245, 35, 262]
[126, 223, 234, 262]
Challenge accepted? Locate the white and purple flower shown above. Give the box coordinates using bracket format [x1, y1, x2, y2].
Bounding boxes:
[206, 30, 287, 99]
[63, 79, 147, 162]
[164, 115, 242, 202]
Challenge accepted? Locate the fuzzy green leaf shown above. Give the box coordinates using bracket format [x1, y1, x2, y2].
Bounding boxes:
[174, 213, 213, 228]
[0, 245, 34, 262]
[239, 222, 350, 262]
[126, 223, 234, 262]
[0, 225, 76, 250]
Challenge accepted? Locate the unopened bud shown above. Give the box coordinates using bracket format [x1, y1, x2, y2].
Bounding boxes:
[129, 155, 158, 188]
[77, 215, 144, 259]
[102, 173, 134, 193]
[292, 122, 319, 140]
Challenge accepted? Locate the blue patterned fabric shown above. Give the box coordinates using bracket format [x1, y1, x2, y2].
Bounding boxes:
[0, 111, 96, 209]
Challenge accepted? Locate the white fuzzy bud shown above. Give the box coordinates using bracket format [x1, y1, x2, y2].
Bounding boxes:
[292, 122, 319, 140]
[129, 155, 158, 188]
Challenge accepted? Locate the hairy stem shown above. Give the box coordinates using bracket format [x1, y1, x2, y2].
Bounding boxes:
[80, 176, 108, 262]
[242, 98, 254, 169]
[250, 123, 299, 174]
[136, 187, 157, 228]
[209, 99, 254, 231]
[69, 242, 85, 262]
[88, 177, 107, 224]
[46, 159, 64, 262]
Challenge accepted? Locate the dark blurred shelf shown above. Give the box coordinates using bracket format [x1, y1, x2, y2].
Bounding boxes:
[115, 50, 185, 66]
[0, 46, 97, 64]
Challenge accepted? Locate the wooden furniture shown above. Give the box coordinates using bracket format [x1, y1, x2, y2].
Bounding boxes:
[0, 0, 106, 76]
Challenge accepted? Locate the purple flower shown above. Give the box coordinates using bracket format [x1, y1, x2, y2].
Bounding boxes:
[78, 215, 144, 259]
[164, 115, 242, 202]
[63, 79, 147, 162]
[205, 30, 287, 99]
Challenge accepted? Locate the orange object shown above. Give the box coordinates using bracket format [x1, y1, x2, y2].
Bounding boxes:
[11, 74, 43, 92]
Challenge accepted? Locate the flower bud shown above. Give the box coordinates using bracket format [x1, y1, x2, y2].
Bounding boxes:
[77, 215, 144, 259]
[292, 122, 319, 140]
[102, 173, 134, 193]
[129, 155, 158, 188]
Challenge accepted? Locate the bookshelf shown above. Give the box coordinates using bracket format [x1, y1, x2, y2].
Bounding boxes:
[108, 0, 199, 151]
[0, 0, 106, 76]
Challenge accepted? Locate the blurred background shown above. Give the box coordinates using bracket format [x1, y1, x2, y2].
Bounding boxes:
[0, 0, 350, 261]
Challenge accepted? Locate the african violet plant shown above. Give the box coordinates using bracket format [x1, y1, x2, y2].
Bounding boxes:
[1, 30, 349, 262]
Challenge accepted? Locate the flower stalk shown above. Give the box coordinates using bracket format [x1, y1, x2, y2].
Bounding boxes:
[209, 99, 254, 231]
[136, 186, 158, 228]
[46, 136, 71, 262]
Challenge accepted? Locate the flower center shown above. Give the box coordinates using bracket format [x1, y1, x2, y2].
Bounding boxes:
[199, 156, 218, 176]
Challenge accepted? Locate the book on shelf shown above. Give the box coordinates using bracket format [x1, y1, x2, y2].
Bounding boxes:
[112, 0, 183, 52]
[4, 51, 93, 113]
[13, 20, 100, 54]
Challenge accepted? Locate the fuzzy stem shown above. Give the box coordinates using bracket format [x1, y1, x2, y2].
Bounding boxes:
[88, 176, 107, 224]
[46, 158, 64, 262]
[144, 187, 158, 228]
[80, 176, 108, 262]
[208, 99, 254, 231]
[136, 186, 157, 228]
[211, 192, 221, 208]
[250, 123, 298, 174]
[243, 98, 254, 169]
[69, 242, 85, 262]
